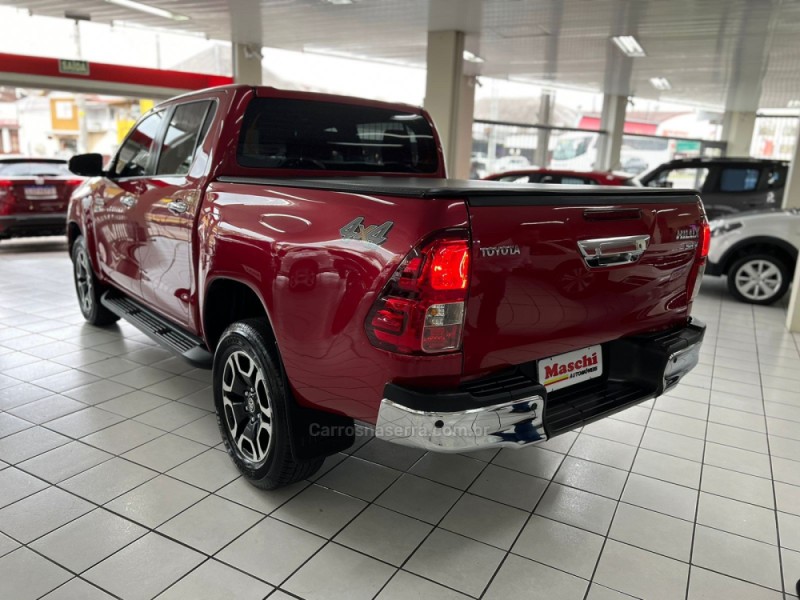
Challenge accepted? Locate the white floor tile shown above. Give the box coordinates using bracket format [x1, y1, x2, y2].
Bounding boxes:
[594, 540, 689, 600]
[484, 553, 588, 600]
[0, 245, 794, 600]
[284, 543, 395, 600]
[513, 514, 604, 579]
[405, 529, 505, 598]
[692, 525, 782, 591]
[83, 533, 204, 600]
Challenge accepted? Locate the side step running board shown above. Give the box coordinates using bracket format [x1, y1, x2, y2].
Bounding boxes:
[101, 291, 213, 368]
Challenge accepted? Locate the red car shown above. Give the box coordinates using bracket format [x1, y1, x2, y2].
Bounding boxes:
[485, 168, 636, 186]
[67, 85, 707, 490]
[0, 158, 83, 240]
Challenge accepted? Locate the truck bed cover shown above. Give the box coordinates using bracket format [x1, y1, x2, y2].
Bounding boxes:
[216, 176, 699, 205]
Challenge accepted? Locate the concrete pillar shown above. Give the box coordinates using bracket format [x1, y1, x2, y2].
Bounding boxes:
[535, 91, 554, 167]
[233, 42, 262, 85]
[722, 110, 756, 157]
[596, 93, 627, 171]
[452, 74, 476, 180]
[784, 120, 800, 210]
[784, 121, 800, 330]
[424, 30, 475, 178]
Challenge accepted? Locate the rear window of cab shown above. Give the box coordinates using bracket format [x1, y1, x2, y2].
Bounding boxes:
[237, 97, 439, 174]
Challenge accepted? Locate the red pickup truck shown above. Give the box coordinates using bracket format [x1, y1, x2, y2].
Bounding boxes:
[67, 85, 708, 489]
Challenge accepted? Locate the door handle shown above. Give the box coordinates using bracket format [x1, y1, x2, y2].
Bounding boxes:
[577, 234, 650, 268]
[167, 200, 188, 215]
[120, 195, 136, 208]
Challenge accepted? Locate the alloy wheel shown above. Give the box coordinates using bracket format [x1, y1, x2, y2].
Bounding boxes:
[74, 248, 94, 315]
[734, 259, 782, 302]
[221, 350, 274, 466]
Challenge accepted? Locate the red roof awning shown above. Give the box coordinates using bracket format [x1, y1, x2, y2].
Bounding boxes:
[0, 53, 233, 98]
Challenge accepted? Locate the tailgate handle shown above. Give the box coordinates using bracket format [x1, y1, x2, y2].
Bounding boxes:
[578, 234, 650, 268]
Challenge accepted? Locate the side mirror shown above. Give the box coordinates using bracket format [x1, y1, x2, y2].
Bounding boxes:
[69, 153, 104, 177]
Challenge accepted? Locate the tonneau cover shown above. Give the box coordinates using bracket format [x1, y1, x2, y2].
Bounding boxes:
[216, 176, 699, 204]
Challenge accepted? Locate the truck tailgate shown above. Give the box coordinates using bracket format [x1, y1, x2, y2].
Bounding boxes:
[462, 193, 706, 376]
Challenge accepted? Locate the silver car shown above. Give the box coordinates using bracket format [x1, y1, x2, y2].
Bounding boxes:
[706, 208, 799, 304]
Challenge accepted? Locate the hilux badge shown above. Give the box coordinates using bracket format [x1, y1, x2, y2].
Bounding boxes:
[480, 245, 521, 258]
[676, 227, 698, 240]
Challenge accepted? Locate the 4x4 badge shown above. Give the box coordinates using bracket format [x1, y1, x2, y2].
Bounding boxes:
[340, 217, 394, 246]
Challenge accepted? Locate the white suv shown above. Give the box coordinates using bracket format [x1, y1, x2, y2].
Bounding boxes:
[706, 208, 799, 304]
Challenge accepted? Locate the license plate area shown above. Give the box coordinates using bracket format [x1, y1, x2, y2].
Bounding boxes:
[537, 345, 603, 392]
[25, 185, 57, 200]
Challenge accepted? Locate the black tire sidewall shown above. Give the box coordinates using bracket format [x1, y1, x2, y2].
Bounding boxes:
[213, 320, 293, 485]
[71, 236, 104, 323]
[727, 254, 790, 305]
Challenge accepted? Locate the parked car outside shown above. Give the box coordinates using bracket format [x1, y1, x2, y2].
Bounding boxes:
[470, 157, 489, 179]
[706, 208, 799, 305]
[0, 157, 83, 241]
[638, 157, 789, 220]
[484, 168, 636, 186]
[621, 156, 650, 175]
[490, 154, 532, 173]
[550, 131, 672, 174]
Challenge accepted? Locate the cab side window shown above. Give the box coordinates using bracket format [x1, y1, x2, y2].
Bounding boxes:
[719, 167, 759, 192]
[156, 101, 215, 176]
[113, 111, 165, 178]
[648, 167, 709, 190]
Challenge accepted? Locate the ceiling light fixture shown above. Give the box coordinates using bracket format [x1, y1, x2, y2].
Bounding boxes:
[611, 35, 646, 57]
[649, 77, 671, 91]
[463, 50, 485, 64]
[321, 0, 356, 4]
[105, 0, 189, 21]
[787, 99, 800, 108]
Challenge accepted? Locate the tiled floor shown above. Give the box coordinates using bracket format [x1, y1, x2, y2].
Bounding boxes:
[0, 237, 798, 600]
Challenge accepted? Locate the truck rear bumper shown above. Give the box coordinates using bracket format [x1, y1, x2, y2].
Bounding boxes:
[0, 213, 67, 239]
[376, 318, 705, 452]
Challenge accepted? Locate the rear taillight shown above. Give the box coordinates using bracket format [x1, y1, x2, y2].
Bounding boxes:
[690, 218, 711, 301]
[0, 180, 15, 216]
[700, 220, 711, 258]
[65, 178, 83, 188]
[366, 235, 471, 354]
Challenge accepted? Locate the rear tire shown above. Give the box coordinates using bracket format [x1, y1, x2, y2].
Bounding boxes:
[727, 253, 791, 305]
[71, 236, 119, 326]
[213, 319, 322, 489]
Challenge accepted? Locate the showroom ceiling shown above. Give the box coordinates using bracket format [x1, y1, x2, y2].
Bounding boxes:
[2, 0, 798, 111]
